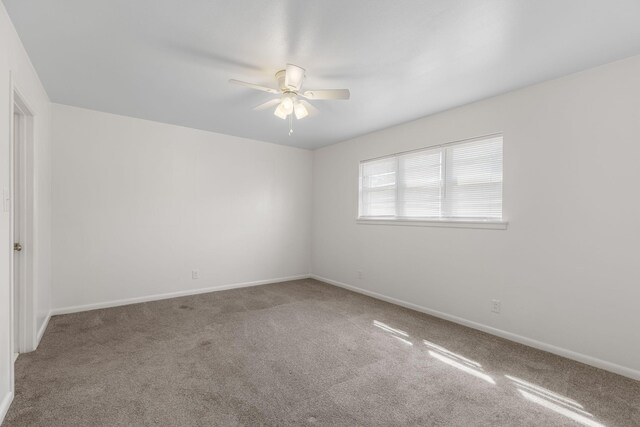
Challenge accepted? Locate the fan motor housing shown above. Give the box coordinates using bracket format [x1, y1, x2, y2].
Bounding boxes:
[275, 70, 288, 91]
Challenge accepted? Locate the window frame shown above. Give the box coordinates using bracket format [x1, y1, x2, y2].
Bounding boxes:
[357, 133, 508, 230]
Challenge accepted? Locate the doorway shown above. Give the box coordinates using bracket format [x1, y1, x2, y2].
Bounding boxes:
[10, 86, 34, 365]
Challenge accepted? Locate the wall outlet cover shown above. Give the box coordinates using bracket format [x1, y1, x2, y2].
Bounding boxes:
[491, 299, 501, 314]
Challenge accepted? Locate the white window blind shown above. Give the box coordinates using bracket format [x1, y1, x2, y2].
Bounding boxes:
[397, 148, 442, 217]
[360, 157, 397, 217]
[359, 135, 503, 221]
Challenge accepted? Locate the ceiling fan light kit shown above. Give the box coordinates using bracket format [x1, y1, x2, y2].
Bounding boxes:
[293, 100, 308, 120]
[229, 64, 350, 135]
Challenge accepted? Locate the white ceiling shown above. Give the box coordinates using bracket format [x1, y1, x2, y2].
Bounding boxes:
[4, 0, 640, 149]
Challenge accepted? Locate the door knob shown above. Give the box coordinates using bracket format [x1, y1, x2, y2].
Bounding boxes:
[14, 243, 22, 252]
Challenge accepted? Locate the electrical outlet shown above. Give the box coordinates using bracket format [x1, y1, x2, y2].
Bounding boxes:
[192, 269, 200, 279]
[357, 271, 363, 280]
[491, 299, 501, 314]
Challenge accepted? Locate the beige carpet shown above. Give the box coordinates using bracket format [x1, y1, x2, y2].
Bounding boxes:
[3, 279, 639, 426]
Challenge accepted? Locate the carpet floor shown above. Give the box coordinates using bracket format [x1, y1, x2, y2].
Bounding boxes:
[3, 279, 639, 426]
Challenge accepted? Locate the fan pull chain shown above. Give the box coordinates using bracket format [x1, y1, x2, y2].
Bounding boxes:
[288, 114, 293, 136]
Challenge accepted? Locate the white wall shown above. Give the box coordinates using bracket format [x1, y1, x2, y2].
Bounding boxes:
[312, 55, 640, 378]
[51, 104, 312, 311]
[0, 2, 52, 420]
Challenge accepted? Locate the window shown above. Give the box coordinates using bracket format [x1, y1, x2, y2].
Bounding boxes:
[359, 135, 504, 226]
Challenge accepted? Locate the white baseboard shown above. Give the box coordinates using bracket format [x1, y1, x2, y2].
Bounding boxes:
[311, 274, 640, 381]
[0, 392, 14, 426]
[51, 274, 311, 316]
[35, 311, 51, 347]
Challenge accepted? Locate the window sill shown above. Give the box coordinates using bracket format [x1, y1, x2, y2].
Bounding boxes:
[356, 218, 508, 230]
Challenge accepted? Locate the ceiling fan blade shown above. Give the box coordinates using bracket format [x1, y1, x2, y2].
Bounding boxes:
[299, 100, 319, 116]
[253, 99, 282, 111]
[301, 89, 350, 100]
[285, 64, 305, 91]
[229, 79, 279, 94]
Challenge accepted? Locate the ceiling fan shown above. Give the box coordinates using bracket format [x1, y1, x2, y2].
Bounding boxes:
[229, 64, 350, 135]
